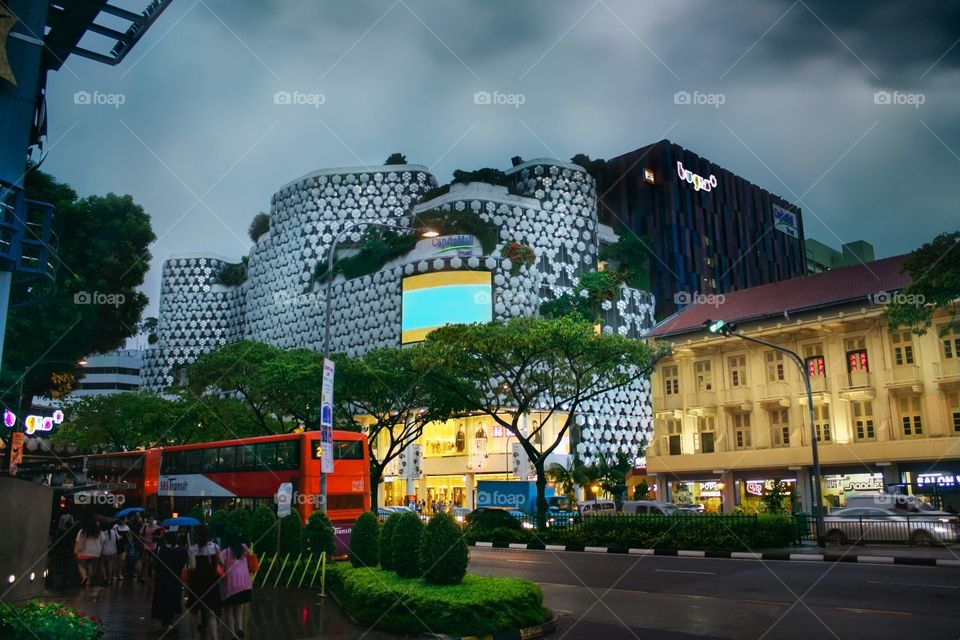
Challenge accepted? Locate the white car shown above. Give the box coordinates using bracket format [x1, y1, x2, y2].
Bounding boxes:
[823, 507, 958, 545]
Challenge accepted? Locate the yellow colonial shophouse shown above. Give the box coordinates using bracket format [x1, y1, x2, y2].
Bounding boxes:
[646, 255, 960, 514]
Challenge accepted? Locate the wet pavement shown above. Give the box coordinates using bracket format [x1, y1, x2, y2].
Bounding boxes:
[44, 580, 395, 640]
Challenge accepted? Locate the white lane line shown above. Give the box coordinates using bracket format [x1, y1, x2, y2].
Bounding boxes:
[866, 580, 959, 590]
[504, 558, 551, 564]
[654, 569, 716, 575]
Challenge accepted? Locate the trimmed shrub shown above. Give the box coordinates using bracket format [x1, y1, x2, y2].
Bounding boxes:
[384, 152, 407, 165]
[279, 513, 304, 554]
[248, 212, 270, 242]
[188, 504, 206, 524]
[380, 512, 403, 571]
[349, 512, 380, 568]
[391, 511, 424, 578]
[208, 509, 230, 539]
[333, 565, 550, 636]
[419, 513, 468, 585]
[226, 507, 252, 542]
[247, 505, 277, 554]
[303, 511, 336, 557]
[0, 600, 103, 640]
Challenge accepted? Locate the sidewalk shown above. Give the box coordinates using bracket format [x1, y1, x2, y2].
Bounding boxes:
[43, 581, 394, 640]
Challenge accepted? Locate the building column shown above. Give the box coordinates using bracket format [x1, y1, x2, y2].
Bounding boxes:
[879, 463, 900, 492]
[720, 472, 735, 514]
[796, 468, 812, 512]
[465, 473, 476, 509]
[656, 475, 671, 502]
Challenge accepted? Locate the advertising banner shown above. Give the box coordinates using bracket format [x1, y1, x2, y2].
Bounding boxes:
[321, 358, 335, 473]
[772, 204, 799, 238]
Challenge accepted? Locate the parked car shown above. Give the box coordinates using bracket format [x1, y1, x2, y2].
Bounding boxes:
[823, 506, 958, 545]
[621, 500, 680, 516]
[579, 500, 617, 515]
[452, 507, 470, 524]
[465, 506, 534, 530]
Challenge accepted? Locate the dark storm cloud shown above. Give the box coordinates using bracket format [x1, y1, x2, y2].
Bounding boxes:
[37, 1, 960, 320]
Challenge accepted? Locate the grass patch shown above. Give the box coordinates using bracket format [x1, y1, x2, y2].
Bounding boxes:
[330, 564, 550, 636]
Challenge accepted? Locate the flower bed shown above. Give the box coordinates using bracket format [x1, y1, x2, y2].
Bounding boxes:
[330, 564, 550, 636]
[0, 601, 103, 640]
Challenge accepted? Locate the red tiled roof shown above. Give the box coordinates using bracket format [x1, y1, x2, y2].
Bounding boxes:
[648, 254, 911, 338]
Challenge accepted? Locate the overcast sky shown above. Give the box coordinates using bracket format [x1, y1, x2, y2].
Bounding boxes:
[41, 0, 960, 319]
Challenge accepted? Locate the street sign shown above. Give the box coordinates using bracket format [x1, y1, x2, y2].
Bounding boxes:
[276, 482, 293, 518]
[320, 358, 335, 473]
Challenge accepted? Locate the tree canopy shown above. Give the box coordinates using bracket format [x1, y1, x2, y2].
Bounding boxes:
[887, 230, 960, 334]
[1, 169, 155, 418]
[416, 315, 666, 524]
[248, 212, 270, 242]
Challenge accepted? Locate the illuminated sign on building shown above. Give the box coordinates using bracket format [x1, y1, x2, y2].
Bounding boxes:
[2, 409, 64, 435]
[772, 204, 799, 238]
[676, 162, 718, 192]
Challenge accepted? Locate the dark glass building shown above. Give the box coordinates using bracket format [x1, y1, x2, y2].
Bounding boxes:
[602, 139, 806, 318]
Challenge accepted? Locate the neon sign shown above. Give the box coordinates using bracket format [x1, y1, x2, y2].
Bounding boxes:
[3, 409, 64, 435]
[677, 162, 718, 192]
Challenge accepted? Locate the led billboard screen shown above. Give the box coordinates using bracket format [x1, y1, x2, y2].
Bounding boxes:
[401, 271, 492, 344]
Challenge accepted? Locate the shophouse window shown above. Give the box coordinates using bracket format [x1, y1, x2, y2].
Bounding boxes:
[948, 392, 960, 434]
[941, 325, 960, 360]
[728, 355, 748, 388]
[890, 330, 915, 366]
[696, 415, 716, 453]
[663, 365, 680, 396]
[770, 409, 790, 447]
[852, 400, 875, 441]
[694, 360, 713, 392]
[845, 337, 869, 372]
[665, 419, 682, 455]
[898, 396, 923, 437]
[765, 351, 786, 382]
[813, 405, 831, 442]
[803, 343, 826, 378]
[732, 413, 751, 449]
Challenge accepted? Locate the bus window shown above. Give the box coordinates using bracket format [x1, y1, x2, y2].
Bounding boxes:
[276, 441, 298, 469]
[182, 449, 202, 473]
[200, 448, 219, 473]
[236, 445, 259, 471]
[255, 442, 278, 468]
[333, 441, 363, 460]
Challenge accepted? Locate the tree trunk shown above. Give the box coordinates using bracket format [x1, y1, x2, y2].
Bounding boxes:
[369, 465, 382, 513]
[535, 462, 548, 529]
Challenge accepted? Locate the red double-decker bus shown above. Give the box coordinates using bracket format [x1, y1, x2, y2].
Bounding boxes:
[155, 431, 369, 525]
[81, 449, 162, 510]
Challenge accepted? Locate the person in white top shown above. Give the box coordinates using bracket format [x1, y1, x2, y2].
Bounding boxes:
[74, 516, 102, 588]
[99, 520, 119, 584]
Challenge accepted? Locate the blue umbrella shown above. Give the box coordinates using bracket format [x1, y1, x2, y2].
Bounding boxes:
[114, 507, 145, 518]
[160, 516, 201, 527]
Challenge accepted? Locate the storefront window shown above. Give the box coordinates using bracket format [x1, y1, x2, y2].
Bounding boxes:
[822, 472, 884, 509]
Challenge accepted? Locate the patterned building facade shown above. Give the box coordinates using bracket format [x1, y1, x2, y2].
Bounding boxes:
[143, 158, 657, 507]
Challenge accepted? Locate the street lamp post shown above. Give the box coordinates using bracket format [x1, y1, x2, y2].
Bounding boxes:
[319, 219, 436, 512]
[705, 320, 826, 547]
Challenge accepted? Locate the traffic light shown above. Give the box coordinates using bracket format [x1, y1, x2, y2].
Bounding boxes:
[705, 319, 735, 336]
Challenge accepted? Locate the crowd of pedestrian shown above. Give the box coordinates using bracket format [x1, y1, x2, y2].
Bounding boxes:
[61, 511, 257, 639]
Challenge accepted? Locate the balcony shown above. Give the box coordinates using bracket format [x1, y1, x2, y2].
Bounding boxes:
[722, 386, 752, 411]
[933, 360, 960, 389]
[886, 365, 923, 395]
[798, 375, 830, 405]
[759, 381, 792, 407]
[686, 390, 717, 410]
[660, 392, 684, 411]
[836, 371, 876, 400]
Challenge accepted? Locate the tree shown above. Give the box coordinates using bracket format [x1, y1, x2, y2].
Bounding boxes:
[140, 317, 159, 345]
[185, 340, 323, 435]
[54, 391, 259, 452]
[248, 212, 270, 242]
[570, 153, 608, 193]
[887, 230, 960, 335]
[598, 232, 654, 291]
[1, 169, 155, 420]
[332, 347, 460, 510]
[417, 316, 667, 527]
[248, 505, 278, 553]
[384, 153, 407, 165]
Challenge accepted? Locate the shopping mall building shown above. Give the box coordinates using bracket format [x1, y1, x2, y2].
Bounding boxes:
[646, 255, 960, 513]
[142, 158, 656, 508]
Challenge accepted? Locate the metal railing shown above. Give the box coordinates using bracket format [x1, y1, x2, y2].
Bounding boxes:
[795, 514, 958, 546]
[252, 551, 326, 593]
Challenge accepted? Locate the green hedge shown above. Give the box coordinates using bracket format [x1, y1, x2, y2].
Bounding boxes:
[392, 512, 424, 578]
[380, 512, 402, 570]
[331, 565, 550, 636]
[279, 513, 304, 554]
[248, 505, 277, 553]
[303, 511, 336, 557]
[465, 515, 795, 551]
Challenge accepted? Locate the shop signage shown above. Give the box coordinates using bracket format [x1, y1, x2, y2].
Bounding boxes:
[2, 408, 64, 435]
[430, 235, 477, 257]
[772, 204, 799, 238]
[746, 479, 795, 496]
[320, 358, 335, 474]
[676, 162, 718, 193]
[698, 481, 722, 497]
[845, 479, 884, 492]
[916, 473, 960, 488]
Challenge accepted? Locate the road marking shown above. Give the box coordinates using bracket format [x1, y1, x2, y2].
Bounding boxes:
[866, 580, 959, 590]
[654, 569, 716, 575]
[835, 607, 912, 617]
[504, 558, 550, 564]
[740, 599, 791, 607]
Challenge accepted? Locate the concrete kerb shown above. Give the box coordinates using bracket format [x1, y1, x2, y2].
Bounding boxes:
[469, 541, 960, 568]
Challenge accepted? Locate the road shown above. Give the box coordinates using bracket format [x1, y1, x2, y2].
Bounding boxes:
[469, 547, 960, 640]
